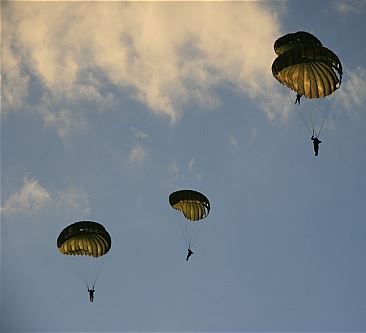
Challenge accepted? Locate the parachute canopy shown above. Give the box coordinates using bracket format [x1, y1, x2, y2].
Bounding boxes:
[274, 31, 322, 56]
[169, 190, 210, 222]
[57, 221, 111, 258]
[272, 31, 342, 99]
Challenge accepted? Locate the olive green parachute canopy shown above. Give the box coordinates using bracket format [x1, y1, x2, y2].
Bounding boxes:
[169, 190, 210, 222]
[274, 31, 322, 56]
[57, 221, 111, 257]
[272, 31, 342, 98]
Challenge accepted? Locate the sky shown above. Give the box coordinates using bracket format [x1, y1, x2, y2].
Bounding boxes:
[1, 1, 366, 332]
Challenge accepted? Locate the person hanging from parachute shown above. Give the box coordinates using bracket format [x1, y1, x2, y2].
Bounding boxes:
[186, 248, 194, 261]
[295, 93, 302, 105]
[57, 221, 111, 302]
[169, 190, 210, 261]
[271, 31, 342, 155]
[88, 285, 95, 302]
[311, 130, 322, 156]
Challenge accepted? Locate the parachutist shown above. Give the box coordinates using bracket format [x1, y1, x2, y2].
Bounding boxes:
[186, 248, 194, 261]
[88, 287, 95, 302]
[272, 32, 342, 140]
[169, 190, 210, 259]
[311, 134, 322, 156]
[295, 93, 302, 104]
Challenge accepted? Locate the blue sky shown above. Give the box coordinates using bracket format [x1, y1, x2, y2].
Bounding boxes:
[1, 1, 366, 332]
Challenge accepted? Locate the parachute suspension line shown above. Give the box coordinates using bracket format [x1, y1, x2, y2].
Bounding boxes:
[189, 220, 206, 249]
[290, 93, 312, 135]
[317, 107, 330, 138]
[174, 212, 189, 248]
[62, 255, 89, 288]
[175, 215, 205, 250]
[91, 258, 105, 289]
[186, 219, 196, 249]
[311, 99, 322, 137]
[297, 106, 313, 135]
[186, 220, 193, 249]
[78, 267, 90, 289]
[81, 277, 89, 289]
[77, 256, 104, 290]
[309, 101, 316, 134]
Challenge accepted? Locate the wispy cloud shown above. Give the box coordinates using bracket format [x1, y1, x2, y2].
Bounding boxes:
[131, 127, 149, 140]
[333, 0, 366, 14]
[56, 188, 91, 216]
[166, 158, 202, 186]
[3, 1, 282, 131]
[167, 161, 181, 179]
[1, 175, 92, 218]
[188, 158, 202, 181]
[230, 136, 238, 146]
[335, 66, 366, 110]
[1, 177, 51, 215]
[128, 145, 148, 164]
[42, 107, 89, 138]
[188, 158, 195, 172]
[249, 127, 257, 144]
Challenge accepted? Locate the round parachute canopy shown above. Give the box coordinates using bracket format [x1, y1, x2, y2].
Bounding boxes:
[272, 32, 342, 99]
[169, 190, 210, 222]
[274, 31, 322, 56]
[57, 221, 111, 258]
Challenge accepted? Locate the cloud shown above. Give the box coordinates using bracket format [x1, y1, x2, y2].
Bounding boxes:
[335, 67, 366, 110]
[188, 158, 195, 172]
[1, 175, 92, 218]
[56, 188, 91, 216]
[131, 127, 149, 140]
[3, 1, 282, 131]
[333, 0, 366, 14]
[167, 161, 181, 179]
[188, 158, 202, 181]
[230, 136, 238, 146]
[42, 107, 89, 138]
[1, 177, 51, 215]
[166, 158, 202, 185]
[228, 127, 256, 147]
[249, 127, 257, 144]
[128, 145, 148, 164]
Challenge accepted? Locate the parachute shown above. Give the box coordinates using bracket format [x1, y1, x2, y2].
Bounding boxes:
[57, 221, 111, 257]
[272, 31, 343, 136]
[57, 221, 111, 289]
[169, 190, 210, 250]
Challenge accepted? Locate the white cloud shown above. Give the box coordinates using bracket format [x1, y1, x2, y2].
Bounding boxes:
[1, 177, 51, 215]
[166, 158, 202, 185]
[333, 0, 366, 13]
[230, 136, 238, 146]
[42, 107, 88, 138]
[1, 173, 92, 217]
[335, 67, 366, 110]
[131, 127, 149, 140]
[167, 161, 181, 179]
[3, 1, 282, 129]
[188, 158, 201, 181]
[188, 158, 195, 171]
[56, 188, 90, 216]
[128, 145, 148, 164]
[249, 127, 257, 144]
